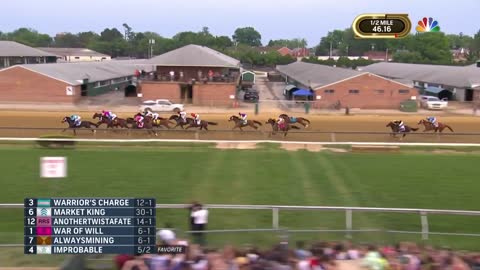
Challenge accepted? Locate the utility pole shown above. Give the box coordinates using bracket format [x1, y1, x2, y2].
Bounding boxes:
[148, 39, 155, 59]
[385, 48, 389, 62]
[329, 41, 333, 58]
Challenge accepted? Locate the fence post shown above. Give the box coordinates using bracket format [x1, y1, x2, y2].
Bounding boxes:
[255, 102, 259, 115]
[345, 209, 352, 239]
[330, 132, 336, 142]
[272, 208, 279, 229]
[420, 211, 429, 240]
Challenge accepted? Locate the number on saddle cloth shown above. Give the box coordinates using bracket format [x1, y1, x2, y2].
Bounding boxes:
[76, 121, 82, 127]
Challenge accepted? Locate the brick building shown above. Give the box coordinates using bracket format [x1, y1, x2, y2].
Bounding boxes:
[277, 62, 417, 109]
[360, 62, 480, 102]
[140, 44, 241, 106]
[0, 60, 148, 103]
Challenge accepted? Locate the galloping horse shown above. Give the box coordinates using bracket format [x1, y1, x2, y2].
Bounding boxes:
[62, 116, 98, 135]
[185, 119, 218, 131]
[228, 115, 262, 131]
[279, 114, 310, 128]
[418, 119, 454, 133]
[266, 118, 300, 137]
[128, 115, 158, 136]
[127, 114, 173, 129]
[169, 115, 194, 129]
[92, 113, 129, 129]
[386, 121, 418, 138]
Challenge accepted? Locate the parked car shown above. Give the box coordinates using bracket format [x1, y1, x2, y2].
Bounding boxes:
[243, 90, 259, 102]
[139, 99, 184, 113]
[420, 95, 448, 110]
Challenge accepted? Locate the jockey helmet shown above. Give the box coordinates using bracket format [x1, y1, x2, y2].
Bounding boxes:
[191, 113, 196, 117]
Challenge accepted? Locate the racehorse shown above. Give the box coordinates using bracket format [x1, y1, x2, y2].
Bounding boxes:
[228, 115, 262, 131]
[417, 119, 454, 133]
[92, 113, 129, 129]
[169, 115, 194, 129]
[386, 121, 418, 138]
[266, 118, 300, 137]
[61, 116, 98, 135]
[185, 119, 218, 130]
[128, 115, 158, 136]
[127, 114, 173, 129]
[279, 114, 310, 128]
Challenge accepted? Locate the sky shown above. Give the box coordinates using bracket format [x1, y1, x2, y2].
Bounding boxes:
[1, 0, 479, 46]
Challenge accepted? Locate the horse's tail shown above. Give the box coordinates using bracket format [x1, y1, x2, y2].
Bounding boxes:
[411, 127, 419, 132]
[90, 122, 100, 128]
[253, 120, 263, 126]
[302, 118, 311, 124]
[207, 122, 218, 125]
[445, 125, 454, 132]
[291, 125, 301, 129]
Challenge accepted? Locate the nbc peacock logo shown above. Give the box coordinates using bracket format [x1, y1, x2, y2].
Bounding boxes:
[416, 17, 440, 32]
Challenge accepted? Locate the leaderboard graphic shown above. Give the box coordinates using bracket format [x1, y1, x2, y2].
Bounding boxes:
[24, 198, 156, 254]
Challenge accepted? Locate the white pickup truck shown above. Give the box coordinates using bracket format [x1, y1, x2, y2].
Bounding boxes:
[420, 95, 448, 110]
[139, 99, 184, 113]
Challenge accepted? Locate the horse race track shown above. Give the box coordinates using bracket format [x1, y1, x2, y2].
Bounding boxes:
[1, 111, 480, 142]
[1, 111, 480, 266]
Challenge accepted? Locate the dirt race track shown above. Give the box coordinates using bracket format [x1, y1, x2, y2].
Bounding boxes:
[1, 111, 480, 143]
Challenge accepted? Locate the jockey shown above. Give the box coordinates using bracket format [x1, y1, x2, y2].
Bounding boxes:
[102, 110, 117, 121]
[191, 113, 200, 125]
[70, 114, 81, 126]
[277, 117, 285, 128]
[239, 112, 247, 125]
[134, 114, 144, 128]
[144, 110, 160, 121]
[394, 120, 405, 132]
[178, 111, 187, 123]
[427, 116, 438, 127]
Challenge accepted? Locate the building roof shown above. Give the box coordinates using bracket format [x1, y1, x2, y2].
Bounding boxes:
[147, 44, 240, 68]
[0, 41, 56, 57]
[0, 60, 153, 85]
[37, 47, 110, 58]
[360, 62, 480, 88]
[276, 61, 364, 89]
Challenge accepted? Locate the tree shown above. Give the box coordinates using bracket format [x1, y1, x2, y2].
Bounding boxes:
[122, 23, 134, 41]
[232, 27, 262, 46]
[78, 31, 99, 47]
[54, 33, 81, 47]
[267, 38, 307, 49]
[7, 28, 52, 47]
[99, 28, 124, 42]
[469, 30, 480, 60]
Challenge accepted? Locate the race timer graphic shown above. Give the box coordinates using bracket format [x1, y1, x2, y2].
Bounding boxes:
[352, 14, 412, 39]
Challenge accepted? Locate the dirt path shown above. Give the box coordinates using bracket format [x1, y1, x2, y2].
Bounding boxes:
[0, 111, 479, 143]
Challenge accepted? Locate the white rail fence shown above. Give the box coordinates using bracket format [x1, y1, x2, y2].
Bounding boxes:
[2, 137, 480, 147]
[1, 204, 480, 248]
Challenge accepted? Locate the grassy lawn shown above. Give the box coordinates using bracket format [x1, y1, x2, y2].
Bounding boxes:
[1, 145, 480, 265]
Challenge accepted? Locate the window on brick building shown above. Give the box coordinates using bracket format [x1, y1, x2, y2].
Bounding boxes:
[374, 89, 385, 94]
[398, 89, 410, 94]
[349, 89, 360, 94]
[324, 89, 335, 94]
